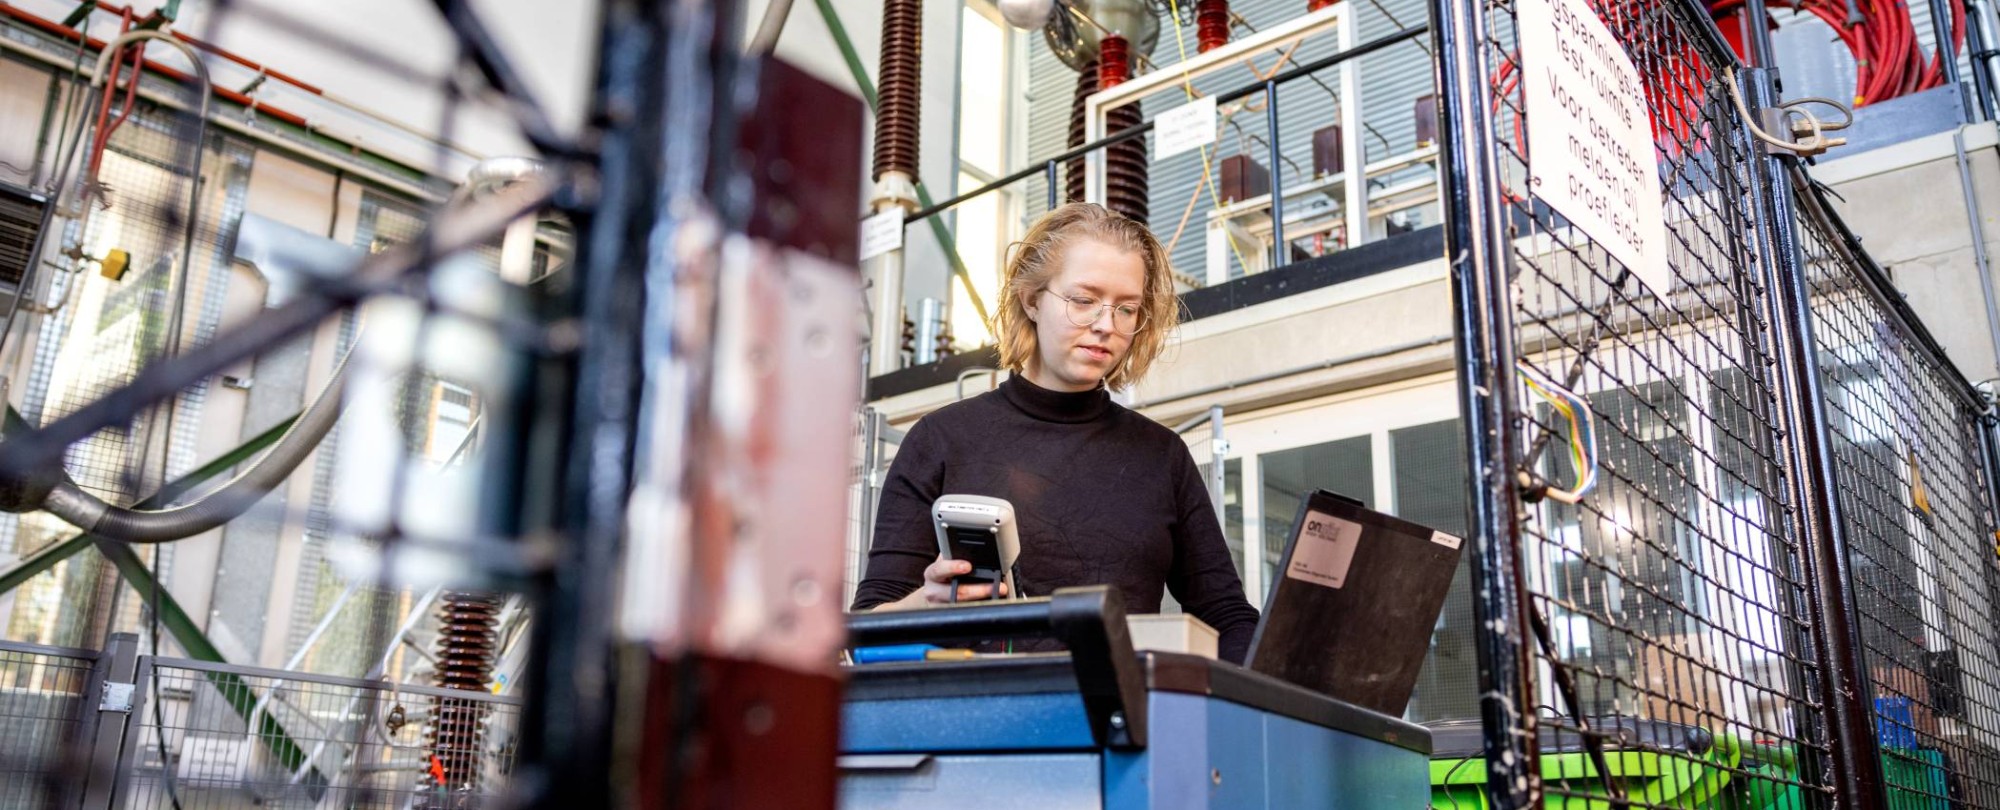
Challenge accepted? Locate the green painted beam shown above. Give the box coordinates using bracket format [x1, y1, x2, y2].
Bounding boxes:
[0, 402, 325, 785]
[58, 2, 91, 29]
[809, 0, 992, 326]
[812, 0, 878, 109]
[0, 411, 299, 596]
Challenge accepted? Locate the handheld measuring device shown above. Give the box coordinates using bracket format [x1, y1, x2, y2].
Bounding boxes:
[932, 494, 1021, 601]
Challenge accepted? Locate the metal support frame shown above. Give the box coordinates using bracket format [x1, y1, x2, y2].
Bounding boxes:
[1265, 80, 1286, 269]
[1080, 3, 1367, 277]
[511, 1, 675, 805]
[1081, 2, 1351, 202]
[856, 406, 883, 604]
[1967, 0, 1999, 120]
[1976, 409, 2000, 656]
[1432, 0, 1537, 802]
[1739, 66, 1892, 810]
[1171, 404, 1229, 521]
[78, 633, 137, 808]
[1929, 0, 1976, 120]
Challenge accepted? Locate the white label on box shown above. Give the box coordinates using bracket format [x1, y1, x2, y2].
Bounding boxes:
[1286, 510, 1363, 589]
[1432, 530, 1464, 550]
[1519, 0, 1671, 299]
[859, 208, 905, 261]
[1155, 96, 1219, 160]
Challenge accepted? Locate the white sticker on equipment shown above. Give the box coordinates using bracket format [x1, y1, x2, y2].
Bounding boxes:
[1432, 530, 1464, 550]
[859, 208, 905, 261]
[1154, 96, 1219, 160]
[1518, 0, 1671, 299]
[1286, 510, 1363, 589]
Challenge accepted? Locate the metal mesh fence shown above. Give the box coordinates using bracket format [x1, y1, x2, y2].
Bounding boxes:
[122, 658, 522, 809]
[1502, 3, 1827, 808]
[1439, 0, 2000, 802]
[0, 641, 96, 809]
[1442, 0, 1845, 804]
[1791, 174, 2000, 808]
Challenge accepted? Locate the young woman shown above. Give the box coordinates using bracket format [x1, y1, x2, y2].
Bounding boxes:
[850, 203, 1260, 662]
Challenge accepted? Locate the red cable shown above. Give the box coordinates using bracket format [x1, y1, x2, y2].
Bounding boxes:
[1710, 0, 1961, 106]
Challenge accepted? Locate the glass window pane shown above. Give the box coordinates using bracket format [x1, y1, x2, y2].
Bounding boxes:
[957, 7, 1007, 176]
[952, 171, 1003, 347]
[1393, 419, 1474, 724]
[1196, 457, 1247, 579]
[1260, 436, 1373, 586]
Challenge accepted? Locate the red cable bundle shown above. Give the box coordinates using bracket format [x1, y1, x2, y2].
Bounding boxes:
[1709, 0, 1964, 105]
[1486, 0, 1712, 179]
[1197, 0, 1231, 52]
[1597, 0, 1709, 154]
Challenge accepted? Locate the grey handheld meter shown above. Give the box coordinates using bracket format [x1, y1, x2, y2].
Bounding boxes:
[932, 494, 1022, 600]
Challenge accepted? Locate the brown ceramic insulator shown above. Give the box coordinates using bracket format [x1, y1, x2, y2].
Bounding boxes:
[1104, 102, 1150, 222]
[872, 0, 924, 182]
[1097, 36, 1132, 88]
[1196, 0, 1231, 53]
[421, 590, 503, 799]
[1307, 0, 1340, 10]
[1065, 60, 1099, 205]
[1062, 59, 1149, 221]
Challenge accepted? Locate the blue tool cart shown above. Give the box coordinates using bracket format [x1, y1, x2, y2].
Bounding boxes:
[839, 587, 1432, 809]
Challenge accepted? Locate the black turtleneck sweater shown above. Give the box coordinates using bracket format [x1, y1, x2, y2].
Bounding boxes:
[851, 375, 1261, 662]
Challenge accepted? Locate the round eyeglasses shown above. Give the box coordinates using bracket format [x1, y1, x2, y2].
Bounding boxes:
[1041, 288, 1147, 335]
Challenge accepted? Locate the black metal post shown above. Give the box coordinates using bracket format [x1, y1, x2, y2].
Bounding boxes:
[513, 0, 675, 806]
[1047, 159, 1060, 210]
[1740, 0, 1777, 68]
[1265, 80, 1286, 271]
[1967, 0, 1997, 120]
[1973, 409, 2000, 664]
[1431, 0, 1538, 806]
[1738, 66, 1891, 810]
[1928, 0, 1975, 120]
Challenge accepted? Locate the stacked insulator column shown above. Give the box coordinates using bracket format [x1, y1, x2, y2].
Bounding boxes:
[1065, 59, 1097, 206]
[421, 591, 503, 802]
[1060, 38, 1148, 222]
[1196, 0, 1231, 52]
[1097, 35, 1132, 88]
[1103, 103, 1150, 222]
[872, 0, 924, 182]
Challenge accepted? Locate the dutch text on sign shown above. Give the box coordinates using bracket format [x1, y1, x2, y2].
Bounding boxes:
[1519, 0, 1671, 297]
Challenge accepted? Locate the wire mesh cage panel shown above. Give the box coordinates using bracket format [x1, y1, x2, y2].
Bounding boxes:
[1791, 178, 2000, 808]
[1441, 0, 1841, 804]
[1438, 0, 2000, 800]
[4, 87, 255, 650]
[121, 659, 522, 809]
[0, 642, 96, 808]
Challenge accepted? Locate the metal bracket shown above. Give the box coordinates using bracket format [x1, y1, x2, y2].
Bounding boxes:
[99, 681, 134, 712]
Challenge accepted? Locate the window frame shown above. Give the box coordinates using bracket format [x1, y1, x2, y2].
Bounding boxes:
[950, 0, 1029, 350]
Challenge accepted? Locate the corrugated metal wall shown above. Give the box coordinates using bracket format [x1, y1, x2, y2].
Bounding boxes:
[1020, 0, 1436, 285]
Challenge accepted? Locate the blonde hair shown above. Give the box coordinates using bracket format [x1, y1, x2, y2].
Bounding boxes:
[992, 202, 1178, 390]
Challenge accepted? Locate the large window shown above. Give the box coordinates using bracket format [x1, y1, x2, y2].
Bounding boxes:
[1205, 363, 1806, 728]
[951, 1, 1022, 349]
[1391, 419, 1474, 723]
[1259, 436, 1373, 586]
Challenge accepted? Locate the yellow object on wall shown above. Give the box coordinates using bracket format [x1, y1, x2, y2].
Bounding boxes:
[98, 249, 130, 281]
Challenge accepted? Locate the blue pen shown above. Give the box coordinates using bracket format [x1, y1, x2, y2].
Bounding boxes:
[851, 644, 942, 664]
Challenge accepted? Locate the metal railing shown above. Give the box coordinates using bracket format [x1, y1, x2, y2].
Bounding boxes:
[0, 635, 522, 809]
[1434, 0, 2000, 805]
[857, 17, 1438, 376]
[0, 640, 97, 808]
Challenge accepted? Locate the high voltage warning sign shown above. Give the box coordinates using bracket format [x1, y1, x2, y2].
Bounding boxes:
[1519, 0, 1671, 298]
